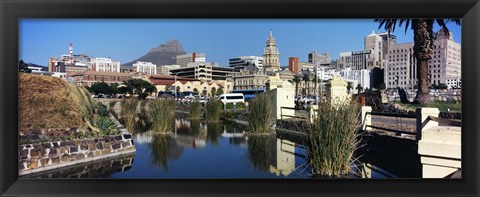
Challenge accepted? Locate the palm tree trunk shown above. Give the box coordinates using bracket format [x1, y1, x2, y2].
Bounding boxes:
[415, 60, 430, 104]
[412, 19, 434, 104]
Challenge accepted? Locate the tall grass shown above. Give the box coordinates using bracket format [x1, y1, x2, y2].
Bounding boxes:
[121, 98, 139, 132]
[306, 100, 362, 177]
[247, 93, 272, 134]
[205, 100, 222, 122]
[189, 101, 202, 119]
[149, 99, 176, 133]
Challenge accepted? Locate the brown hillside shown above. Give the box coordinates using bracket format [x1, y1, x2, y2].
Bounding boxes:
[19, 73, 94, 131]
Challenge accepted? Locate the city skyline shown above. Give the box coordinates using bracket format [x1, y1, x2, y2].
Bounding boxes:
[20, 19, 461, 67]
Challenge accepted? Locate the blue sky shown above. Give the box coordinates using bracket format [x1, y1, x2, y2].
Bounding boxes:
[19, 19, 461, 67]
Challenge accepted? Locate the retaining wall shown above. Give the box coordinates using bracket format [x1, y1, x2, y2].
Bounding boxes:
[19, 133, 135, 176]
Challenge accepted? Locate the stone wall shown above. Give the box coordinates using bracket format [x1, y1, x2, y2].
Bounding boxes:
[19, 133, 135, 176]
[21, 153, 135, 178]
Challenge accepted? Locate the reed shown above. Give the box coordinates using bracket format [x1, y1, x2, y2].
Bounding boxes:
[205, 100, 222, 122]
[121, 98, 139, 132]
[149, 99, 176, 133]
[189, 100, 202, 119]
[247, 93, 272, 134]
[306, 100, 362, 177]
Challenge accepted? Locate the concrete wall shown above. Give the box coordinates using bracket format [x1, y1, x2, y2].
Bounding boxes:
[19, 133, 135, 176]
[418, 126, 461, 178]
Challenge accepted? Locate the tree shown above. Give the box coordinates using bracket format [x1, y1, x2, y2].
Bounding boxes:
[356, 84, 363, 94]
[292, 75, 302, 97]
[124, 79, 157, 99]
[164, 85, 172, 92]
[90, 81, 115, 95]
[216, 87, 224, 96]
[375, 19, 460, 104]
[346, 82, 353, 94]
[376, 82, 386, 91]
[176, 86, 181, 96]
[19, 60, 32, 73]
[116, 86, 129, 95]
[211, 87, 216, 97]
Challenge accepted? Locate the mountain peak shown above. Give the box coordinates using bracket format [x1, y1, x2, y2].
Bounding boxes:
[122, 40, 186, 67]
[149, 40, 184, 53]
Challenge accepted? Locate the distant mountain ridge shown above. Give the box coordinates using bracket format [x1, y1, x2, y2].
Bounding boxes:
[122, 40, 186, 68]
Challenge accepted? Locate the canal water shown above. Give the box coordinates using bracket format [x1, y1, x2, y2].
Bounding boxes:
[23, 118, 421, 178]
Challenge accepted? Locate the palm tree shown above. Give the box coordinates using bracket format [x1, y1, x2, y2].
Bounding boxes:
[302, 74, 310, 96]
[292, 75, 302, 97]
[356, 84, 363, 94]
[375, 19, 460, 104]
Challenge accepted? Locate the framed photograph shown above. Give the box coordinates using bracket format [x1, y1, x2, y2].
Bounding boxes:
[1, 0, 479, 196]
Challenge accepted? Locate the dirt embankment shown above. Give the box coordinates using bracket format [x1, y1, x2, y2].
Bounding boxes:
[19, 73, 94, 131]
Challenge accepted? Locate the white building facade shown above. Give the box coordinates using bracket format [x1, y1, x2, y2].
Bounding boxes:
[91, 58, 120, 72]
[133, 61, 157, 75]
[229, 56, 264, 71]
[385, 29, 461, 89]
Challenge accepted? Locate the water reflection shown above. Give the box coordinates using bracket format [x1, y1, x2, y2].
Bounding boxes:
[150, 135, 183, 172]
[21, 153, 135, 178]
[246, 137, 302, 177]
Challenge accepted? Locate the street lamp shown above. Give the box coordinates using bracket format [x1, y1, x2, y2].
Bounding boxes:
[174, 71, 185, 99]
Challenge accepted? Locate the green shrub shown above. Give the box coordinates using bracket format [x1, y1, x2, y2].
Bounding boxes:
[149, 99, 176, 133]
[189, 101, 202, 119]
[306, 100, 361, 177]
[225, 102, 246, 110]
[206, 100, 223, 122]
[247, 93, 271, 133]
[95, 116, 118, 136]
[96, 102, 109, 117]
[220, 110, 235, 120]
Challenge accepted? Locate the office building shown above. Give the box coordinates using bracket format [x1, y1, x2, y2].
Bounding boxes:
[169, 62, 234, 82]
[385, 29, 461, 89]
[91, 57, 120, 73]
[176, 52, 206, 67]
[133, 61, 157, 75]
[229, 56, 264, 71]
[308, 51, 331, 66]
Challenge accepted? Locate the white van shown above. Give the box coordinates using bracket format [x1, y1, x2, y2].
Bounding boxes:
[218, 93, 245, 104]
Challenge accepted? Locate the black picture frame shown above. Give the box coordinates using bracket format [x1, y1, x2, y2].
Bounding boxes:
[1, 0, 479, 196]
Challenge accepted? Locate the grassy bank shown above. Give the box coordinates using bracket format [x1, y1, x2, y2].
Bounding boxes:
[393, 101, 461, 112]
[19, 73, 94, 130]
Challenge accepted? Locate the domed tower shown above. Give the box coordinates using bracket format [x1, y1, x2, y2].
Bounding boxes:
[263, 31, 280, 71]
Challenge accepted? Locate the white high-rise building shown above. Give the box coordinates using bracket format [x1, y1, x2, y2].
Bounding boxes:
[385, 29, 461, 89]
[229, 56, 264, 71]
[91, 58, 120, 72]
[364, 31, 384, 66]
[133, 61, 157, 75]
[337, 49, 379, 71]
[158, 65, 181, 75]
